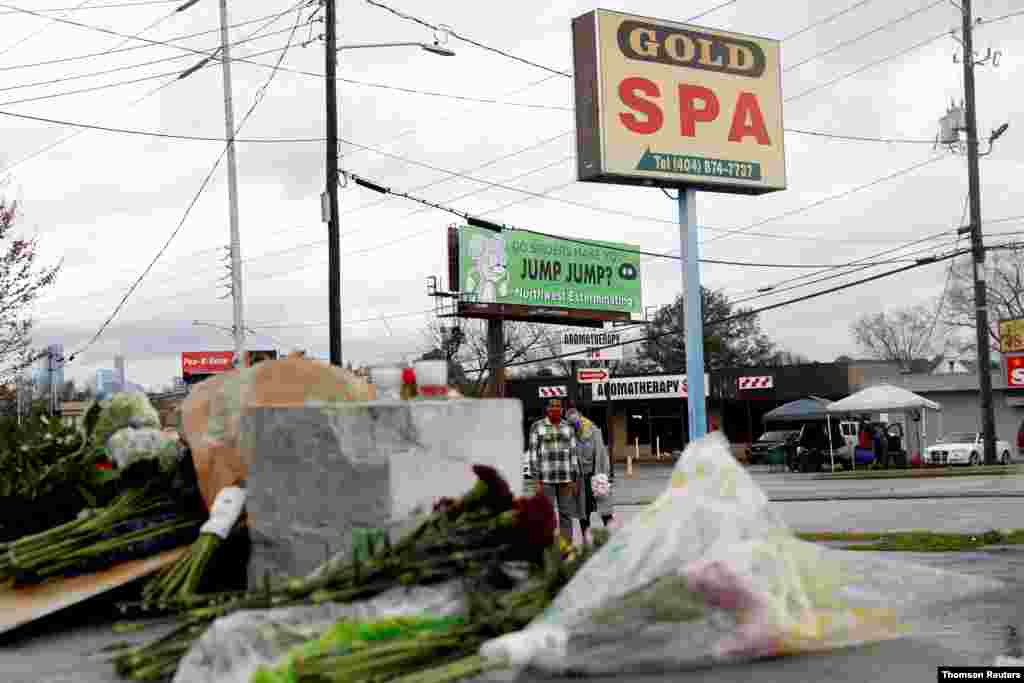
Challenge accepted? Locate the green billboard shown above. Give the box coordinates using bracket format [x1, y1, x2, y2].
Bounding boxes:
[458, 225, 642, 315]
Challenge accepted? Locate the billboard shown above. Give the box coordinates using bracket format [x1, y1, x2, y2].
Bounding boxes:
[450, 225, 642, 326]
[1000, 318, 1024, 353]
[572, 9, 785, 194]
[182, 350, 277, 380]
[590, 373, 709, 401]
[1007, 353, 1024, 388]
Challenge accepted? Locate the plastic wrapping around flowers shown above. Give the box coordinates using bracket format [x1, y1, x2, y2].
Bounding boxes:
[591, 473, 611, 499]
[480, 432, 1005, 677]
[171, 582, 467, 683]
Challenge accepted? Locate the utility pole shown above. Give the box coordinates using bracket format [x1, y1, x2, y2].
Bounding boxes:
[217, 0, 247, 370]
[959, 0, 997, 464]
[487, 320, 504, 397]
[324, 0, 343, 367]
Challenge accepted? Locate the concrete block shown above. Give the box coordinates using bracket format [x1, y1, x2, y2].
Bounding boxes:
[243, 399, 523, 588]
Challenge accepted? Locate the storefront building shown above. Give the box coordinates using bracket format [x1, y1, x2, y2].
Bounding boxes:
[507, 362, 855, 460]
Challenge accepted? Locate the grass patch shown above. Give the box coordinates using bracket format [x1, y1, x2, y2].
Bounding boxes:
[815, 465, 1023, 480]
[796, 529, 1024, 552]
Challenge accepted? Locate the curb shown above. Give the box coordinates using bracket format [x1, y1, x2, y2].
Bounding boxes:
[618, 491, 1024, 505]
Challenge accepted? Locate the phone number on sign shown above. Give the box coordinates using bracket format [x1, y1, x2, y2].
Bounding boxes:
[649, 154, 758, 180]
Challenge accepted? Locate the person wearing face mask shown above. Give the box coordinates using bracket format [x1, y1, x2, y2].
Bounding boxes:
[564, 400, 614, 538]
[528, 398, 580, 544]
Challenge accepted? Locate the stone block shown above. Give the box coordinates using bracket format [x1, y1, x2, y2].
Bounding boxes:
[243, 399, 523, 588]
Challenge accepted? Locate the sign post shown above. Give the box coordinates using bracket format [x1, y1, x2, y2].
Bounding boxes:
[679, 189, 706, 440]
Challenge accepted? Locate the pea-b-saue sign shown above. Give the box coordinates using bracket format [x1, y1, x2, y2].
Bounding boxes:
[458, 224, 642, 315]
[572, 10, 785, 194]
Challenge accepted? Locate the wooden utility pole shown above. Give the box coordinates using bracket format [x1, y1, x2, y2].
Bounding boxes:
[959, 0, 997, 464]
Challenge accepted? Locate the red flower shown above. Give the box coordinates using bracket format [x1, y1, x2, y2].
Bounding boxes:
[432, 496, 462, 517]
[512, 493, 557, 550]
[471, 464, 514, 512]
[402, 368, 417, 385]
[95, 461, 113, 470]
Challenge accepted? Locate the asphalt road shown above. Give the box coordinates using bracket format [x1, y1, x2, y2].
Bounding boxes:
[5, 465, 1024, 683]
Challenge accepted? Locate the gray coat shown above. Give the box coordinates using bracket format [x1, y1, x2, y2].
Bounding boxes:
[576, 424, 614, 518]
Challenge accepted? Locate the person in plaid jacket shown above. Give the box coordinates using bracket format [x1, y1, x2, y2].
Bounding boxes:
[528, 398, 580, 544]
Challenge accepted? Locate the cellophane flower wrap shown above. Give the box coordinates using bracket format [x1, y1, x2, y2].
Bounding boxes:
[591, 473, 611, 499]
[480, 432, 1004, 677]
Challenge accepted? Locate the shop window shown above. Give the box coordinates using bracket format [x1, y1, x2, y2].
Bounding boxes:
[627, 410, 651, 445]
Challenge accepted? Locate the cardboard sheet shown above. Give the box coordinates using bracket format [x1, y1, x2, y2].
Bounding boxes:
[0, 545, 188, 635]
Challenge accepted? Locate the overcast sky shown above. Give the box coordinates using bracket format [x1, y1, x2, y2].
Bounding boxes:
[1, 0, 1022, 390]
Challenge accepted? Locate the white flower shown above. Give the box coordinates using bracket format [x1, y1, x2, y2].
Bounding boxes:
[592, 473, 612, 498]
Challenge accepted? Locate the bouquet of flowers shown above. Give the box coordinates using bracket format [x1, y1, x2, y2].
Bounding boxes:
[112, 465, 565, 681]
[591, 473, 611, 499]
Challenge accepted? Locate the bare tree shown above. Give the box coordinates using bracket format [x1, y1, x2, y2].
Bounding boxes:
[850, 305, 937, 364]
[419, 319, 555, 391]
[765, 349, 813, 366]
[945, 249, 1024, 352]
[0, 199, 61, 381]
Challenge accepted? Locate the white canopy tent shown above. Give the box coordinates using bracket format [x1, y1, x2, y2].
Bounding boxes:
[826, 384, 942, 469]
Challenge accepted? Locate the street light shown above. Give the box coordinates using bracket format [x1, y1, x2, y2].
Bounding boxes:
[337, 41, 456, 57]
[323, 20, 457, 367]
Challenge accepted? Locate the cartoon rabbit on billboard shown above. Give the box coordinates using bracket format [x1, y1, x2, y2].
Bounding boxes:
[463, 230, 509, 303]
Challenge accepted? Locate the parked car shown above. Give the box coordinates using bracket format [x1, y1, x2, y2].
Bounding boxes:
[749, 429, 800, 465]
[925, 432, 1013, 465]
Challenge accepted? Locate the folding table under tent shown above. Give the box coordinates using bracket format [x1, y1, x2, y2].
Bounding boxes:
[826, 384, 942, 470]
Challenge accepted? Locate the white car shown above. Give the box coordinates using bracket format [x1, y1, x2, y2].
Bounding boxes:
[925, 432, 1013, 466]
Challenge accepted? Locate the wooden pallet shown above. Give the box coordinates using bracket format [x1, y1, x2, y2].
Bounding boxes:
[0, 545, 188, 635]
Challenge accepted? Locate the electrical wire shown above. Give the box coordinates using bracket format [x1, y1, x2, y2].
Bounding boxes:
[0, 24, 303, 95]
[249, 308, 435, 329]
[687, 0, 741, 22]
[0, 7, 309, 72]
[783, 0, 876, 41]
[364, 0, 571, 77]
[36, 149, 578, 312]
[0, 0, 96, 61]
[922, 194, 969, 348]
[0, 107, 943, 147]
[487, 245, 975, 371]
[784, 0, 945, 72]
[702, 154, 949, 245]
[0, 5, 300, 177]
[785, 29, 950, 102]
[64, 6, 305, 363]
[0, 0, 180, 14]
[785, 128, 935, 144]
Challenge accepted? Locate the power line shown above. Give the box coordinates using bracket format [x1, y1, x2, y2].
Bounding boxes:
[923, 194, 969, 349]
[0, 42, 299, 107]
[36, 149, 577, 312]
[0, 0, 95, 60]
[784, 0, 945, 72]
[786, 29, 950, 102]
[702, 154, 949, 245]
[0, 7, 307, 72]
[783, 0, 877, 41]
[363, 0, 571, 77]
[494, 246, 974, 370]
[341, 167, 954, 271]
[0, 24, 302, 96]
[64, 5, 304, 363]
[0, 1, 181, 14]
[785, 128, 934, 144]
[687, 0, 741, 22]
[249, 308, 434, 329]
[0, 5, 299, 176]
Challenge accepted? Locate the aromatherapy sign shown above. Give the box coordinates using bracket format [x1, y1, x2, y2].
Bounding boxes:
[572, 9, 786, 194]
[457, 225, 642, 315]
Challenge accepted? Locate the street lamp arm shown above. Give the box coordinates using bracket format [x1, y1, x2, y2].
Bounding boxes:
[338, 41, 425, 50]
[337, 41, 455, 56]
